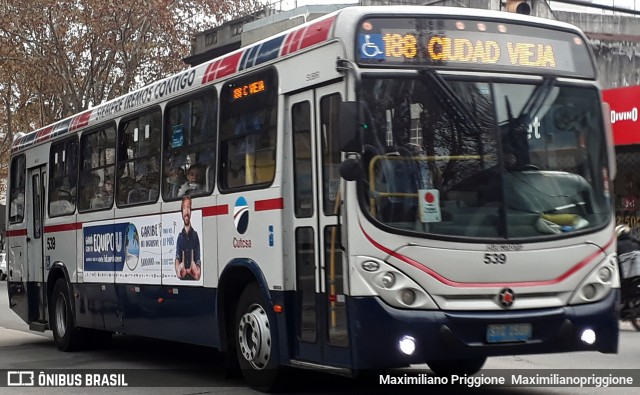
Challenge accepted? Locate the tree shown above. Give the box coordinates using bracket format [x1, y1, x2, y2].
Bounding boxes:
[0, 0, 264, 198]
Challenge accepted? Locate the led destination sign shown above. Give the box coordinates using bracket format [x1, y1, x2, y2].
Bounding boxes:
[232, 79, 266, 101]
[357, 18, 595, 78]
[382, 33, 559, 68]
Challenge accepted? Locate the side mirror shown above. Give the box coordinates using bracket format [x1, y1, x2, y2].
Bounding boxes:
[601, 102, 616, 181]
[339, 101, 364, 152]
[339, 158, 364, 182]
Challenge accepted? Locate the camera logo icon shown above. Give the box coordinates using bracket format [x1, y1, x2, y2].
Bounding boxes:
[7, 371, 35, 386]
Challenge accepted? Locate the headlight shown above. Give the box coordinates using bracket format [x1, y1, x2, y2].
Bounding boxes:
[401, 289, 417, 305]
[569, 254, 619, 305]
[598, 267, 612, 282]
[354, 256, 439, 309]
[381, 272, 396, 288]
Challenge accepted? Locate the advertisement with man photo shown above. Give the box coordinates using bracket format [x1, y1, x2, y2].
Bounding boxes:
[82, 196, 203, 286]
[162, 196, 204, 286]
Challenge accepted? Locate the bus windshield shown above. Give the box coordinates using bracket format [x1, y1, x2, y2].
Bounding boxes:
[359, 76, 611, 239]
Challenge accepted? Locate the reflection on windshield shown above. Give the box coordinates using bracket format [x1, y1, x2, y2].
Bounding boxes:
[359, 77, 610, 239]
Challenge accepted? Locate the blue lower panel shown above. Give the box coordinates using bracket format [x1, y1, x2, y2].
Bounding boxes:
[73, 283, 219, 348]
[348, 289, 619, 370]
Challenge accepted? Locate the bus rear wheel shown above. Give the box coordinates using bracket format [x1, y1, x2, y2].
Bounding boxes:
[427, 356, 487, 377]
[235, 283, 282, 391]
[50, 278, 83, 351]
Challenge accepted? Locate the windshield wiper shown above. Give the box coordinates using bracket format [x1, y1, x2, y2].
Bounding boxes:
[516, 77, 556, 124]
[418, 68, 482, 134]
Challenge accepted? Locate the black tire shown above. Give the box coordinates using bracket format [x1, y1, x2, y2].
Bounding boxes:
[50, 278, 83, 351]
[427, 357, 487, 377]
[632, 318, 640, 331]
[235, 283, 282, 391]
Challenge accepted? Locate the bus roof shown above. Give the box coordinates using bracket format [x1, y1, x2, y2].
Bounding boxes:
[11, 5, 590, 154]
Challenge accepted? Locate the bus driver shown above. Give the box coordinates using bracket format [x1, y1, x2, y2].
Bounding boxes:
[175, 195, 202, 280]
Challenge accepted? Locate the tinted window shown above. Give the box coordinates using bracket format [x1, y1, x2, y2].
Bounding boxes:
[219, 69, 277, 190]
[9, 155, 26, 223]
[117, 110, 161, 206]
[49, 138, 79, 217]
[164, 92, 217, 200]
[79, 126, 116, 211]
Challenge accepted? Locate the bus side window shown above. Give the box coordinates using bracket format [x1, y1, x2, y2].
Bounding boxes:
[79, 126, 116, 212]
[9, 155, 26, 223]
[292, 101, 313, 218]
[219, 68, 277, 191]
[117, 110, 161, 206]
[48, 138, 78, 217]
[163, 91, 217, 201]
[320, 93, 342, 216]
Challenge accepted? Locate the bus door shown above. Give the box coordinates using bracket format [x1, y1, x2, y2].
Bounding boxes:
[288, 85, 350, 368]
[25, 165, 47, 323]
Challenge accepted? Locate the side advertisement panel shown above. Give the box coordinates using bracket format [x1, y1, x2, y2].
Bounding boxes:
[82, 209, 203, 286]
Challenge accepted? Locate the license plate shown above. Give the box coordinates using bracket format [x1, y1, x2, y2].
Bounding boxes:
[486, 323, 532, 343]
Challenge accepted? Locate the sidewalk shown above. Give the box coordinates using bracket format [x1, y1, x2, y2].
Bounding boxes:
[0, 327, 50, 347]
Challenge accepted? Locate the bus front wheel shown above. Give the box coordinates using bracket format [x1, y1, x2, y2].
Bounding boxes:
[427, 356, 487, 377]
[235, 283, 282, 391]
[50, 278, 83, 351]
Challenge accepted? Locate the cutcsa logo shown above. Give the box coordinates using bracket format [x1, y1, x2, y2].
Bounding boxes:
[234, 197, 249, 234]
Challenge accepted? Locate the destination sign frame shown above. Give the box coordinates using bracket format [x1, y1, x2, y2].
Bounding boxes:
[355, 17, 595, 78]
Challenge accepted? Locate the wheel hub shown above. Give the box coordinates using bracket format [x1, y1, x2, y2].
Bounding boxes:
[55, 294, 67, 338]
[238, 303, 271, 370]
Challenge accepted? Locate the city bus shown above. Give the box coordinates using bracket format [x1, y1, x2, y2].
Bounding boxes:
[5, 5, 619, 389]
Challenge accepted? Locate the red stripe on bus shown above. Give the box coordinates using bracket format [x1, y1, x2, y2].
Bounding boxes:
[281, 31, 295, 56]
[292, 28, 307, 53]
[44, 223, 83, 233]
[360, 221, 614, 288]
[202, 62, 214, 84]
[216, 52, 243, 79]
[283, 28, 305, 56]
[202, 204, 229, 217]
[6, 229, 27, 237]
[299, 16, 335, 50]
[35, 126, 53, 143]
[70, 110, 92, 132]
[255, 198, 284, 211]
[202, 60, 220, 84]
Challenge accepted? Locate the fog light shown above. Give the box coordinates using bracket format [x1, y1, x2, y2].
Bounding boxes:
[401, 289, 416, 305]
[581, 329, 596, 345]
[582, 284, 597, 300]
[598, 267, 612, 282]
[398, 335, 416, 355]
[381, 272, 396, 289]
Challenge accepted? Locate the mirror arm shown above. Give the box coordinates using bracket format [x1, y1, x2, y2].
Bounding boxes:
[336, 58, 362, 102]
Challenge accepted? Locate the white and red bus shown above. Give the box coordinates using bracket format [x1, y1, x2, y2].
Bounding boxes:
[5, 5, 619, 389]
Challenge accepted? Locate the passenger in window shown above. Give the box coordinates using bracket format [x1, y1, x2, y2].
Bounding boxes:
[92, 177, 114, 209]
[177, 165, 204, 197]
[166, 167, 186, 197]
[10, 190, 25, 221]
[81, 174, 99, 210]
[118, 175, 135, 204]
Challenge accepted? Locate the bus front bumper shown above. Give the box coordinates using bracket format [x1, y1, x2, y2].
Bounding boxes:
[348, 288, 619, 370]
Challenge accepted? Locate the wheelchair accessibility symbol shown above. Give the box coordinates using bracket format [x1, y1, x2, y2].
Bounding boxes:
[359, 34, 385, 59]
